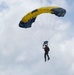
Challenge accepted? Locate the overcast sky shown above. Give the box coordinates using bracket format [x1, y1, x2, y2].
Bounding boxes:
[0, 0, 74, 75]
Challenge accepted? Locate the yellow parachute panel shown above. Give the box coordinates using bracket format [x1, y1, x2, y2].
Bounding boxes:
[21, 6, 58, 22]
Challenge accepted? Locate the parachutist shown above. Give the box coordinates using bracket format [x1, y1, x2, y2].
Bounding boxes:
[43, 44, 50, 62]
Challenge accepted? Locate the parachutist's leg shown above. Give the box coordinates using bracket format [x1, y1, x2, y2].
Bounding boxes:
[44, 53, 46, 62]
[46, 52, 50, 60]
[47, 53, 50, 60]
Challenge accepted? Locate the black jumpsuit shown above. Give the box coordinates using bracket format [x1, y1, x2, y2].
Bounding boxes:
[43, 45, 50, 61]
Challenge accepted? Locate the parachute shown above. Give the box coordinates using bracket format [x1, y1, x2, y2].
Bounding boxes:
[19, 6, 66, 28]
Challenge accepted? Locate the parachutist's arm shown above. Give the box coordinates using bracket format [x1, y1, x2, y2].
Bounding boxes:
[42, 45, 45, 49]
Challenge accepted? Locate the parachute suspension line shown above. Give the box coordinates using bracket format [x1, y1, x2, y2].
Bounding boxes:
[47, 17, 56, 41]
[45, 15, 52, 41]
[19, 6, 66, 44]
[38, 17, 45, 42]
[34, 15, 56, 44]
[37, 16, 49, 44]
[28, 22, 43, 44]
[33, 18, 44, 44]
[37, 15, 56, 43]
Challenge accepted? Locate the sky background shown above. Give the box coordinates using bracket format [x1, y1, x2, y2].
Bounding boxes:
[0, 0, 74, 75]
